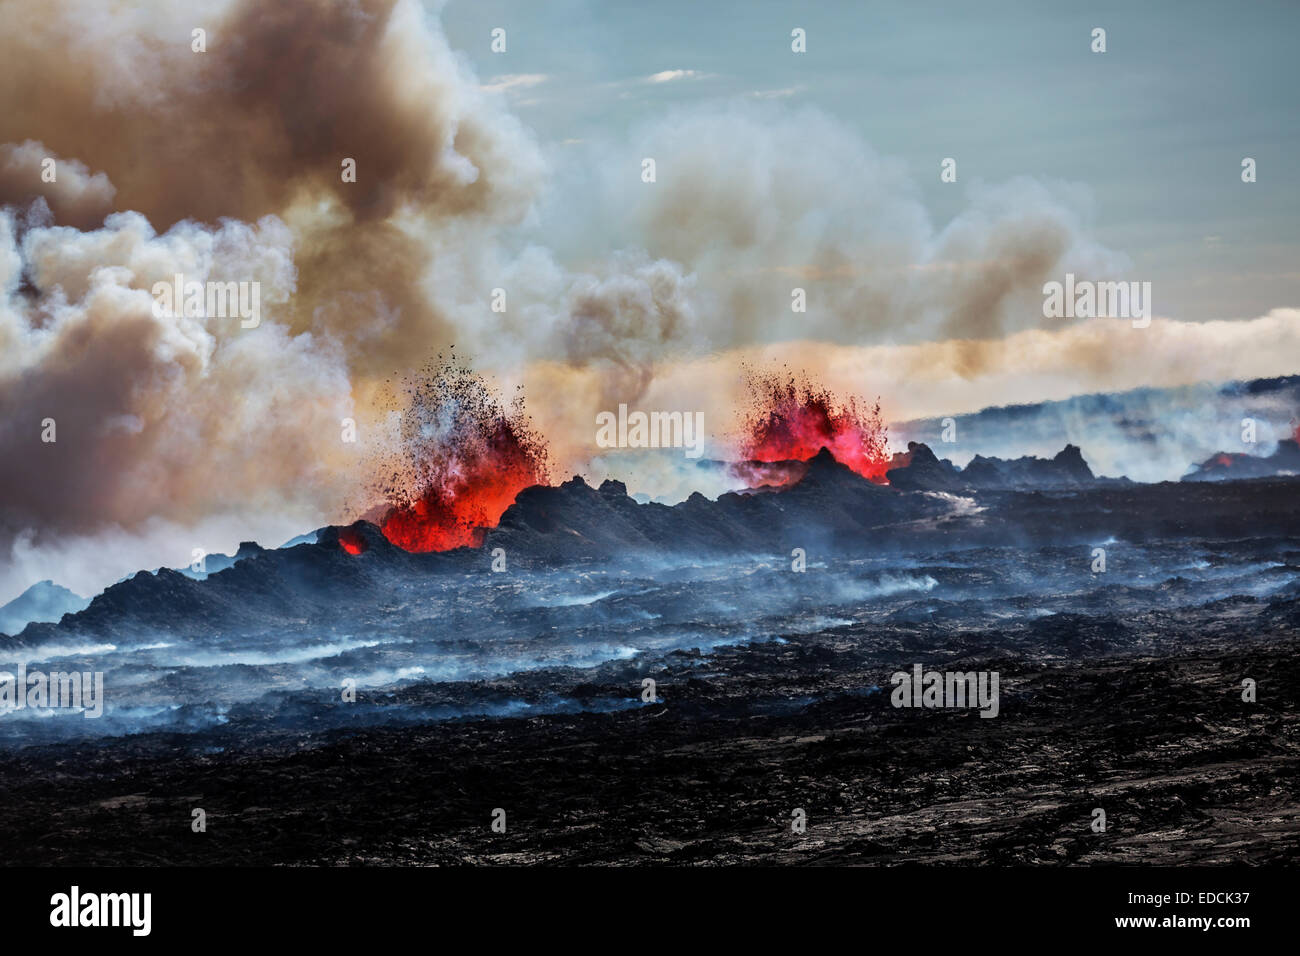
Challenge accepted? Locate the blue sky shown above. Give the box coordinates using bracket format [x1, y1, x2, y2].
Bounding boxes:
[442, 0, 1299, 324]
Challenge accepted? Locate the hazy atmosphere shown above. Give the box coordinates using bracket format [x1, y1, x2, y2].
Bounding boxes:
[1, 0, 1296, 600]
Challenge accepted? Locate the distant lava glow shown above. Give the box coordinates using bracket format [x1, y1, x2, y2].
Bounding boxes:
[734, 370, 891, 485]
[373, 357, 549, 552]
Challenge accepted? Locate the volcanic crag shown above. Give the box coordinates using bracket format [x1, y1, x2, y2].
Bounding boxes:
[0, 445, 1296, 865]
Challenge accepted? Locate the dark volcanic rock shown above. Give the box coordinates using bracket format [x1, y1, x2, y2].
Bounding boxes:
[0, 461, 1297, 866]
[486, 448, 949, 561]
[885, 442, 1104, 493]
[962, 444, 1096, 490]
[885, 442, 967, 492]
[315, 519, 401, 556]
[7, 520, 447, 646]
[0, 595, 1293, 866]
[1184, 438, 1300, 482]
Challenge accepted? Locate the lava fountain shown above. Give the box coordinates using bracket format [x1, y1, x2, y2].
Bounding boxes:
[733, 369, 890, 486]
[373, 356, 549, 552]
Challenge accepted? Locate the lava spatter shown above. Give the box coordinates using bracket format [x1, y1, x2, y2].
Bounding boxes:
[733, 368, 891, 485]
[372, 355, 550, 552]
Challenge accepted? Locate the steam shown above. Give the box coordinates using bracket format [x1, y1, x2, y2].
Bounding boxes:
[0, 142, 115, 229]
[514, 105, 1124, 358]
[0, 208, 356, 602]
[0, 0, 546, 376]
[522, 310, 1300, 498]
[0, 0, 545, 600]
[0, 0, 1295, 602]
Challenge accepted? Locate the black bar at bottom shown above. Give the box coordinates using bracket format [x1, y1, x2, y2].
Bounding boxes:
[0, 865, 1282, 942]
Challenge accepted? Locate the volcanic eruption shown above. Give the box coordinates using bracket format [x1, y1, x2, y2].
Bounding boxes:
[732, 369, 891, 486]
[372, 356, 550, 552]
[338, 528, 369, 556]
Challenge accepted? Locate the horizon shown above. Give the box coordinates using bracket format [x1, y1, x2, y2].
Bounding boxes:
[1, 0, 1297, 602]
[2, 374, 1295, 609]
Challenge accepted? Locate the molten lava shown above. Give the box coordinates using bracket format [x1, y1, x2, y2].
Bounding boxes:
[734, 370, 891, 484]
[338, 528, 368, 555]
[373, 356, 549, 552]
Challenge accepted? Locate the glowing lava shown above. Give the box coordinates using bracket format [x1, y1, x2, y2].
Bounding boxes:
[338, 528, 368, 555]
[373, 356, 549, 552]
[734, 369, 891, 484]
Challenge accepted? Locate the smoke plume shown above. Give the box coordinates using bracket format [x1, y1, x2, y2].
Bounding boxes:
[0, 0, 1294, 601]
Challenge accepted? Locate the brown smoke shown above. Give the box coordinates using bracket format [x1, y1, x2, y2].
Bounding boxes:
[0, 141, 116, 229]
[0, 0, 559, 603]
[0, 0, 544, 371]
[3, 0, 1283, 604]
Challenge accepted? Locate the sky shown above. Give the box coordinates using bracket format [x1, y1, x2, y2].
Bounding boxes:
[0, 0, 1297, 603]
[443, 0, 1299, 323]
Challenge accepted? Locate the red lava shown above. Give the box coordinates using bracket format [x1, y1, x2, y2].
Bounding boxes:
[372, 356, 549, 552]
[338, 528, 368, 555]
[733, 369, 891, 485]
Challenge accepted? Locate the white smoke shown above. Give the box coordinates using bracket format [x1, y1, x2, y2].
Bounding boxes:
[0, 208, 357, 603]
[0, 0, 1295, 604]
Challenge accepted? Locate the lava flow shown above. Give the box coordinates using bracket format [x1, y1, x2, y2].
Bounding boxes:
[373, 357, 549, 552]
[733, 369, 891, 485]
